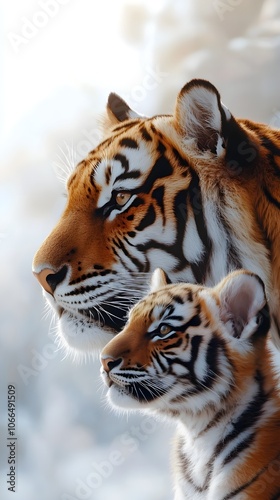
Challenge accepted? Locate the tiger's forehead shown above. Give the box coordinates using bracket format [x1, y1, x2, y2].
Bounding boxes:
[67, 116, 192, 202]
[93, 140, 153, 207]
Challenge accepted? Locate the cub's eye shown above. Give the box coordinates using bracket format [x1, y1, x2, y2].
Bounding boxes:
[159, 324, 172, 336]
[115, 191, 131, 207]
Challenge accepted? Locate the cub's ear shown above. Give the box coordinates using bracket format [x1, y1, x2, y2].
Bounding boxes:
[150, 268, 171, 293]
[216, 271, 270, 340]
[106, 93, 144, 125]
[174, 79, 257, 167]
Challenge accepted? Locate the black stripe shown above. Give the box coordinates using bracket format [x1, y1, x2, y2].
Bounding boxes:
[135, 204, 156, 231]
[172, 189, 190, 272]
[69, 271, 99, 285]
[157, 140, 166, 154]
[112, 237, 145, 271]
[163, 337, 183, 350]
[214, 370, 268, 460]
[94, 123, 139, 153]
[116, 170, 142, 182]
[111, 120, 141, 133]
[216, 189, 243, 271]
[172, 147, 189, 168]
[152, 186, 165, 224]
[119, 138, 138, 149]
[223, 433, 255, 466]
[271, 489, 280, 500]
[197, 407, 229, 437]
[260, 135, 280, 166]
[177, 438, 209, 492]
[129, 197, 145, 209]
[181, 314, 201, 330]
[105, 165, 111, 185]
[221, 458, 277, 500]
[65, 283, 103, 295]
[200, 336, 223, 389]
[188, 171, 213, 282]
[135, 154, 173, 194]
[140, 125, 152, 141]
[172, 294, 184, 305]
[263, 186, 280, 209]
[153, 351, 167, 371]
[175, 335, 202, 386]
[114, 153, 129, 172]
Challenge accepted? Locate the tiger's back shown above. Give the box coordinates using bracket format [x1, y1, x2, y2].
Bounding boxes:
[101, 269, 280, 499]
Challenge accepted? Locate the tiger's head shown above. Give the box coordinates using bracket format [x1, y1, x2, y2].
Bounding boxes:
[33, 78, 267, 355]
[100, 269, 271, 414]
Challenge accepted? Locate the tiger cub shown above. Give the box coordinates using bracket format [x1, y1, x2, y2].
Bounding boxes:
[101, 269, 280, 500]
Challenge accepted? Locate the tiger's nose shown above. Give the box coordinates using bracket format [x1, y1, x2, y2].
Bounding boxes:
[101, 355, 123, 373]
[33, 265, 68, 295]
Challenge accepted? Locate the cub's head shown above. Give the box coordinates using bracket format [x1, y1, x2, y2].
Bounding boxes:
[33, 79, 258, 355]
[101, 269, 270, 414]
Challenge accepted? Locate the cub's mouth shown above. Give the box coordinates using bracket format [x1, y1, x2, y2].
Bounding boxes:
[107, 378, 168, 403]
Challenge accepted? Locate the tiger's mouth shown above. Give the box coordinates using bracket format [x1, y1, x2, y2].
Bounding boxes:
[80, 303, 128, 331]
[43, 283, 145, 353]
[58, 300, 128, 332]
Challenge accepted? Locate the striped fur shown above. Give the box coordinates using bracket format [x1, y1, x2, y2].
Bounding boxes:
[101, 269, 280, 500]
[32, 79, 280, 354]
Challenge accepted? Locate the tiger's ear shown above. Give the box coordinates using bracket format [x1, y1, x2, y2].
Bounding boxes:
[106, 93, 144, 125]
[150, 268, 171, 293]
[175, 79, 228, 155]
[216, 271, 270, 340]
[174, 79, 257, 165]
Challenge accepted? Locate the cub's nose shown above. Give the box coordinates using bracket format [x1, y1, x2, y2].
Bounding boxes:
[33, 265, 68, 295]
[101, 355, 123, 373]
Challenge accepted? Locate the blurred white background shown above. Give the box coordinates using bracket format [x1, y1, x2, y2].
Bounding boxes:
[1, 1, 280, 499]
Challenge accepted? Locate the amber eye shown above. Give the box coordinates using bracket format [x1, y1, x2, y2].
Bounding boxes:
[115, 191, 131, 207]
[159, 324, 172, 336]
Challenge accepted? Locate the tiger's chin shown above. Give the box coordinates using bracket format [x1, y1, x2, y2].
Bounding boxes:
[57, 311, 116, 357]
[106, 385, 146, 411]
[44, 294, 117, 358]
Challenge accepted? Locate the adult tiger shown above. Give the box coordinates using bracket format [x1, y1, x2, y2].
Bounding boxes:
[101, 269, 280, 499]
[32, 79, 280, 354]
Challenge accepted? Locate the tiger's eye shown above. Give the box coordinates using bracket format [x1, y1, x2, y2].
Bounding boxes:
[115, 192, 131, 206]
[159, 324, 172, 336]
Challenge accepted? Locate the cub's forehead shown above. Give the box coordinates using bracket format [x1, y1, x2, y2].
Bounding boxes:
[130, 285, 203, 323]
